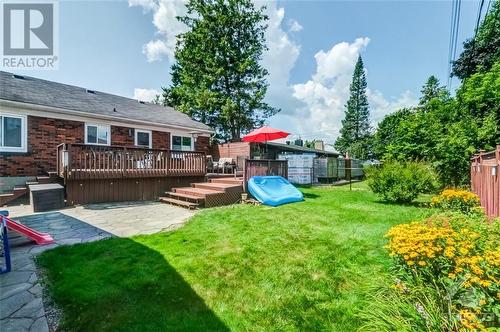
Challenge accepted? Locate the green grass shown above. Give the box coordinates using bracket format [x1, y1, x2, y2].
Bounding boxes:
[37, 182, 432, 331]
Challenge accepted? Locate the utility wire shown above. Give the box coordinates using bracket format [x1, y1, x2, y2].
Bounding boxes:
[447, 0, 457, 89]
[452, 0, 462, 62]
[447, 0, 462, 90]
[486, 0, 492, 13]
[474, 0, 486, 38]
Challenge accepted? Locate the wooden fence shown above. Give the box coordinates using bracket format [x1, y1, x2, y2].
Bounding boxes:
[244, 159, 288, 190]
[470, 146, 500, 218]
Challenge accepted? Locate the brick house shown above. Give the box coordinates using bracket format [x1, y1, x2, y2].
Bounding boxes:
[0, 71, 214, 204]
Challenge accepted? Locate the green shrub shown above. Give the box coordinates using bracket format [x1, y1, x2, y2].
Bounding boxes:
[366, 161, 439, 203]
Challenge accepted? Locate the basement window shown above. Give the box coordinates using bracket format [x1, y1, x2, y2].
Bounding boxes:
[85, 123, 110, 145]
[0, 113, 27, 153]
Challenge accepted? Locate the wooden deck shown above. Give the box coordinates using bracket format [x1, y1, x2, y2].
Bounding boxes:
[57, 143, 208, 205]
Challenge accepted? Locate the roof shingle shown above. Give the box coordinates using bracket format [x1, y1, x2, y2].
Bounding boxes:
[0, 71, 212, 132]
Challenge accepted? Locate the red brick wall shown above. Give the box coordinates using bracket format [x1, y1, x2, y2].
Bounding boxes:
[111, 126, 134, 146]
[1, 115, 190, 177]
[153, 131, 170, 149]
[195, 136, 211, 155]
[111, 127, 170, 149]
[1, 116, 84, 177]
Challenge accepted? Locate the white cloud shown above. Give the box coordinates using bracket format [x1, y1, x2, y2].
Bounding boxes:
[134, 88, 160, 102]
[131, 1, 416, 143]
[313, 37, 370, 83]
[128, 0, 157, 12]
[129, 0, 188, 62]
[131, 0, 301, 91]
[368, 89, 417, 124]
[280, 37, 416, 143]
[259, 2, 302, 115]
[288, 19, 303, 32]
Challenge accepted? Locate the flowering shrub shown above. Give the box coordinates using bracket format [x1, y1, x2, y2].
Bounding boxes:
[431, 189, 482, 215]
[385, 214, 499, 330]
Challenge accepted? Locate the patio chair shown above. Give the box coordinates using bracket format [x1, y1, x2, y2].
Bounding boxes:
[217, 157, 236, 174]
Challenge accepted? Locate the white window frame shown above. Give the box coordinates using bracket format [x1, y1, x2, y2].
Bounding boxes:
[84, 123, 111, 146]
[134, 129, 152, 149]
[0, 113, 27, 153]
[171, 135, 194, 151]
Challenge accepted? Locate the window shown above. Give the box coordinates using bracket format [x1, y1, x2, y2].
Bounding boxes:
[135, 129, 152, 148]
[172, 135, 192, 151]
[85, 124, 110, 145]
[0, 114, 27, 153]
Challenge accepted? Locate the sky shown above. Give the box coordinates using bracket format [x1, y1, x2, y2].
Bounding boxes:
[9, 0, 482, 144]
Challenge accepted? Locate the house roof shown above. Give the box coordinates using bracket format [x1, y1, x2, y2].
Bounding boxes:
[0, 71, 212, 133]
[262, 141, 340, 157]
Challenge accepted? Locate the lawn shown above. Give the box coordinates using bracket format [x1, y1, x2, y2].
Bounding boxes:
[37, 182, 432, 331]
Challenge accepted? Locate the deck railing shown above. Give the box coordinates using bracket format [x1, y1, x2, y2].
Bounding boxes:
[57, 143, 206, 180]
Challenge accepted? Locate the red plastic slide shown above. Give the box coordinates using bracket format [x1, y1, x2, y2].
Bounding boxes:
[6, 219, 54, 245]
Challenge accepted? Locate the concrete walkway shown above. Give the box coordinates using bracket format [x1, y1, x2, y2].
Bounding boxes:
[5, 201, 196, 237]
[0, 201, 196, 331]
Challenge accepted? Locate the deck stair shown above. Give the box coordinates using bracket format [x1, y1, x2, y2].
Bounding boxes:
[0, 172, 59, 206]
[159, 176, 244, 209]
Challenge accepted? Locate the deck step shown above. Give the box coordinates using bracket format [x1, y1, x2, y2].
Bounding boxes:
[210, 178, 244, 185]
[159, 197, 199, 209]
[0, 187, 28, 206]
[192, 182, 242, 191]
[36, 176, 51, 184]
[174, 187, 223, 197]
[166, 191, 205, 201]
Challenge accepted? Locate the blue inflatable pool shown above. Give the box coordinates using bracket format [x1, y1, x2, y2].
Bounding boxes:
[247, 176, 304, 207]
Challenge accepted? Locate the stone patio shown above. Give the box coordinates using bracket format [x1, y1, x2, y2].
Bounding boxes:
[0, 201, 196, 331]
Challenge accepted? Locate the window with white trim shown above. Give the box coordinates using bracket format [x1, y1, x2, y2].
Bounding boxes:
[171, 135, 193, 151]
[135, 129, 152, 148]
[0, 114, 27, 153]
[85, 124, 110, 145]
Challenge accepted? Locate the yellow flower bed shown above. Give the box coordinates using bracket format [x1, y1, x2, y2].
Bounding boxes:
[385, 214, 499, 330]
[431, 189, 482, 215]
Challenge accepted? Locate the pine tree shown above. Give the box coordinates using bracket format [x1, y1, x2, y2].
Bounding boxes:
[163, 0, 279, 142]
[419, 75, 448, 106]
[334, 56, 371, 158]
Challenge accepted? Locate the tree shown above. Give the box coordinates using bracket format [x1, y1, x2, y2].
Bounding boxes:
[419, 75, 448, 106]
[373, 108, 412, 159]
[163, 0, 279, 141]
[334, 56, 371, 158]
[452, 1, 500, 80]
[371, 2, 499, 187]
[304, 140, 315, 149]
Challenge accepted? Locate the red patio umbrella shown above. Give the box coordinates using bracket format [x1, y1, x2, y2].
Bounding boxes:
[242, 126, 290, 159]
[242, 126, 290, 143]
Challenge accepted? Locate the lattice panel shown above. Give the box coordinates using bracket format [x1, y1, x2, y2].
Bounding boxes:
[204, 187, 243, 208]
